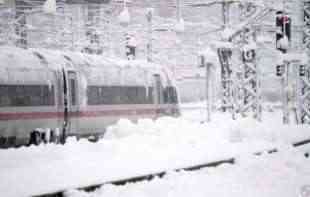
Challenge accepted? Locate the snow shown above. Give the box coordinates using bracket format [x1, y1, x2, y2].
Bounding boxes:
[211, 41, 233, 49]
[0, 47, 59, 85]
[64, 147, 310, 197]
[127, 36, 138, 47]
[242, 41, 257, 51]
[0, 46, 174, 88]
[198, 46, 218, 65]
[221, 27, 234, 41]
[256, 35, 273, 44]
[146, 8, 154, 17]
[277, 36, 290, 51]
[0, 47, 42, 69]
[0, 2, 310, 195]
[118, 7, 131, 27]
[42, 0, 57, 15]
[0, 104, 310, 197]
[277, 52, 309, 65]
[174, 18, 185, 33]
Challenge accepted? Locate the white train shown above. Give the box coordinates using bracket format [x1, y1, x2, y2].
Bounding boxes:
[0, 47, 179, 148]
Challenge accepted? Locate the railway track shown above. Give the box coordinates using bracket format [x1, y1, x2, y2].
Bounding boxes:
[33, 138, 310, 197]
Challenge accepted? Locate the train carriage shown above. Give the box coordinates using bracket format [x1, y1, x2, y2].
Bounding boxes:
[0, 47, 62, 146]
[0, 47, 179, 148]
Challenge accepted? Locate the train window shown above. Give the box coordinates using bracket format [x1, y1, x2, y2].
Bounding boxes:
[0, 85, 55, 107]
[69, 79, 77, 106]
[123, 86, 138, 104]
[87, 86, 100, 105]
[153, 74, 164, 104]
[136, 87, 148, 104]
[147, 87, 154, 104]
[0, 86, 10, 106]
[171, 87, 178, 104]
[164, 86, 178, 104]
[87, 86, 152, 105]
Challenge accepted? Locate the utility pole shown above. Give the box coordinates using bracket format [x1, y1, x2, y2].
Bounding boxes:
[237, 3, 262, 121]
[218, 1, 234, 115]
[199, 50, 214, 123]
[222, 1, 230, 28]
[15, 0, 28, 49]
[146, 8, 153, 62]
[296, 0, 310, 124]
[176, 0, 180, 21]
[205, 62, 212, 122]
[275, 5, 292, 124]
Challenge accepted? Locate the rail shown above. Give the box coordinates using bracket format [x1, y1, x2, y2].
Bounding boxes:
[33, 138, 310, 197]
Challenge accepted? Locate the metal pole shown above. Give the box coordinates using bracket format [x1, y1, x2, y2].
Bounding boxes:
[206, 62, 211, 122]
[70, 16, 74, 50]
[146, 8, 152, 62]
[282, 60, 290, 124]
[296, 63, 302, 124]
[108, 18, 113, 56]
[176, 0, 180, 21]
[222, 1, 230, 28]
[297, 0, 310, 124]
[256, 52, 262, 122]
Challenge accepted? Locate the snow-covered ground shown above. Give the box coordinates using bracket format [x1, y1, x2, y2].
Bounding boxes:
[0, 103, 310, 197]
[65, 147, 310, 197]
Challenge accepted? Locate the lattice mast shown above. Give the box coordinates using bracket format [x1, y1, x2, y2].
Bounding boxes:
[297, 0, 310, 124]
[237, 2, 262, 121]
[218, 1, 235, 114]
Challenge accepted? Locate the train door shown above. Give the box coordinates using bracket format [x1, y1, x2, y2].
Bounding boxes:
[67, 71, 79, 134]
[153, 74, 163, 106]
[62, 70, 79, 141]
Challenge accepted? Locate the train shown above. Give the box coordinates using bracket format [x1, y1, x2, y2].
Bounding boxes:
[0, 47, 180, 148]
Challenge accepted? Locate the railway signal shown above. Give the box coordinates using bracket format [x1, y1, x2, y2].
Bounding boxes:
[275, 10, 292, 124]
[300, 65, 306, 77]
[276, 64, 284, 77]
[198, 54, 205, 68]
[276, 11, 291, 53]
[125, 33, 136, 60]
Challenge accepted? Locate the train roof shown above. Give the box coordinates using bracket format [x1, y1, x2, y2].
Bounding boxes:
[0, 46, 44, 69]
[0, 46, 168, 71]
[0, 46, 174, 86]
[0, 47, 58, 85]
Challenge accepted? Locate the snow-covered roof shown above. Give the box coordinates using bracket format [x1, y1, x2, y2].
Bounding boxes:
[0, 46, 176, 87]
[0, 46, 43, 69]
[30, 48, 67, 71]
[0, 47, 58, 85]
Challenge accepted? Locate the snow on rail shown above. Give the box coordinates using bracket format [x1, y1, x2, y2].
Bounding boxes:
[37, 140, 310, 197]
[65, 144, 310, 197]
[0, 109, 310, 197]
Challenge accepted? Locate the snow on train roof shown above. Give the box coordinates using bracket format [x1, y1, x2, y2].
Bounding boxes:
[40, 49, 174, 87]
[0, 47, 175, 87]
[0, 46, 43, 69]
[0, 47, 57, 84]
[0, 46, 66, 71]
[0, 46, 169, 72]
[31, 48, 70, 70]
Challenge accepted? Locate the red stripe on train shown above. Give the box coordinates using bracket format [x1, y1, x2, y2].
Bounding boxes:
[0, 112, 62, 120]
[0, 109, 160, 121]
